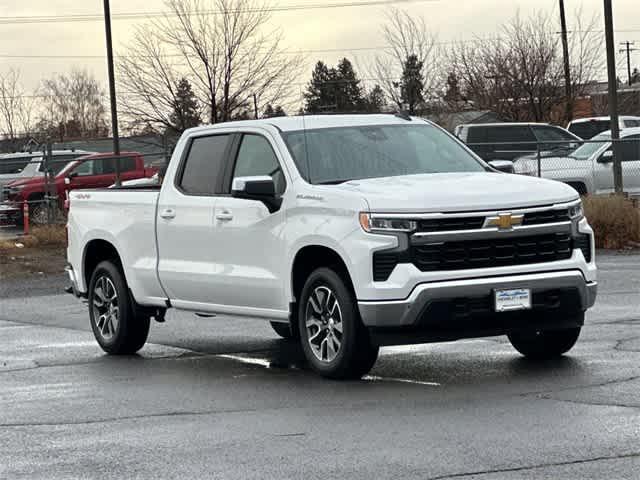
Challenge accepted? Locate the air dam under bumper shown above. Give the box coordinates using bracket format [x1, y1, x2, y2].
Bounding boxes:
[358, 271, 597, 329]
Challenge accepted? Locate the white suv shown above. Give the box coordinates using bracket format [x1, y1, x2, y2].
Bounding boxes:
[567, 116, 640, 139]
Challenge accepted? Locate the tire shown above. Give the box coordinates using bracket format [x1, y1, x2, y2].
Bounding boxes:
[508, 322, 582, 360]
[88, 260, 150, 354]
[270, 321, 298, 340]
[298, 267, 379, 379]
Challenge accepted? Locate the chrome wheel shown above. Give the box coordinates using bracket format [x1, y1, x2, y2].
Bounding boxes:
[91, 276, 119, 341]
[305, 286, 343, 363]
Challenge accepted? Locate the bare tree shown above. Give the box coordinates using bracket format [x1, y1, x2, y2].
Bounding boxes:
[373, 8, 441, 112]
[118, 0, 301, 130]
[448, 10, 602, 123]
[38, 69, 108, 140]
[0, 68, 35, 139]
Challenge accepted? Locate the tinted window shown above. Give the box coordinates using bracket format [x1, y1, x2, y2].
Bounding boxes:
[623, 120, 640, 128]
[284, 124, 485, 184]
[621, 135, 640, 162]
[94, 157, 137, 174]
[532, 126, 576, 142]
[0, 156, 31, 174]
[569, 121, 610, 139]
[179, 135, 230, 195]
[485, 126, 534, 143]
[233, 135, 285, 194]
[466, 127, 487, 144]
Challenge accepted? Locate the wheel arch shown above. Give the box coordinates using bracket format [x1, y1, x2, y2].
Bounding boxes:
[82, 238, 125, 291]
[290, 245, 355, 311]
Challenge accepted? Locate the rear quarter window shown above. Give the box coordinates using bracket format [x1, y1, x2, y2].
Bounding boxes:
[177, 134, 231, 195]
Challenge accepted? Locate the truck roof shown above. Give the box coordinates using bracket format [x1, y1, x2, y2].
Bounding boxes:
[0, 149, 93, 160]
[184, 114, 429, 134]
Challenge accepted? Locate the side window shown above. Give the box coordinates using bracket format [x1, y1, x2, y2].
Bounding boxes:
[620, 135, 640, 162]
[486, 126, 535, 151]
[0, 156, 30, 174]
[178, 134, 230, 195]
[120, 157, 137, 172]
[466, 127, 486, 144]
[72, 160, 94, 176]
[533, 126, 574, 142]
[232, 134, 285, 194]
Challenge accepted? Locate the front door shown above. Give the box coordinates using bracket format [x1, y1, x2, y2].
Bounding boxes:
[156, 133, 232, 304]
[207, 132, 288, 313]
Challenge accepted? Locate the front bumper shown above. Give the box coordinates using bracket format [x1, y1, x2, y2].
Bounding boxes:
[358, 270, 596, 329]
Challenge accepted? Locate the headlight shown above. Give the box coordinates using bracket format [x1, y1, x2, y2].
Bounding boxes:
[568, 202, 584, 220]
[359, 213, 417, 233]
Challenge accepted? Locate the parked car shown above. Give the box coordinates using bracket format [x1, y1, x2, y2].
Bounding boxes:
[567, 116, 640, 139]
[513, 127, 640, 195]
[2, 151, 156, 224]
[455, 123, 581, 162]
[66, 114, 596, 379]
[0, 150, 93, 199]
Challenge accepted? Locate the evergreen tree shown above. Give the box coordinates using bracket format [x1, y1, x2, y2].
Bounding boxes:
[169, 78, 201, 134]
[304, 61, 334, 113]
[400, 55, 425, 114]
[273, 105, 286, 117]
[365, 84, 386, 112]
[263, 104, 287, 118]
[263, 104, 275, 118]
[335, 58, 365, 111]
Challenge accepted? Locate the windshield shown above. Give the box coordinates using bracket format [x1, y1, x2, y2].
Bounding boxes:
[283, 124, 486, 184]
[569, 132, 610, 159]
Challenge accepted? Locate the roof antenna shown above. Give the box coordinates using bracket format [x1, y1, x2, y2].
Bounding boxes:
[394, 110, 412, 121]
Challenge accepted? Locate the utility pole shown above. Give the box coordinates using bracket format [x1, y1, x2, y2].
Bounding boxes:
[604, 0, 623, 194]
[559, 0, 573, 123]
[619, 41, 637, 86]
[253, 93, 259, 119]
[103, 0, 121, 186]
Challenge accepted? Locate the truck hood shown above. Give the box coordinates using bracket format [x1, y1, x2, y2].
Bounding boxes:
[337, 173, 578, 213]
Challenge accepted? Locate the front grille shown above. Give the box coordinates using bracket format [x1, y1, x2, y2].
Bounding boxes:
[411, 233, 572, 272]
[522, 209, 570, 225]
[417, 217, 484, 232]
[573, 234, 592, 262]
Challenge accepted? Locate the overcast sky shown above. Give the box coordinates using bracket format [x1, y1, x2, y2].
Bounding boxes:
[1, 0, 639, 92]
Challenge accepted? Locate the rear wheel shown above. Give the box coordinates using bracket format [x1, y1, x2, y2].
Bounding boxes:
[88, 260, 150, 354]
[508, 321, 582, 360]
[298, 267, 378, 379]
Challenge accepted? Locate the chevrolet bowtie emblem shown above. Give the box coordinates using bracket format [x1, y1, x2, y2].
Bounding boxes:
[485, 213, 524, 230]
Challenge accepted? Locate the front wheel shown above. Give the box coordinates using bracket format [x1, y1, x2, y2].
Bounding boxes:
[298, 267, 379, 379]
[508, 323, 582, 360]
[88, 260, 150, 354]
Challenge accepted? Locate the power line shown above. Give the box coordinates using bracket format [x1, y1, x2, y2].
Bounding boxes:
[0, 0, 439, 25]
[0, 38, 498, 60]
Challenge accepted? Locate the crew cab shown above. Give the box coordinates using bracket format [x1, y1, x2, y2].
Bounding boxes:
[66, 115, 597, 379]
[514, 128, 640, 196]
[3, 151, 155, 224]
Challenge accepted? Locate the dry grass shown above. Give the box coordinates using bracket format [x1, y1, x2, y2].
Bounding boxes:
[0, 225, 66, 251]
[583, 195, 640, 249]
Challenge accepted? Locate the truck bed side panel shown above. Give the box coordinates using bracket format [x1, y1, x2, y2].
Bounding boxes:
[68, 190, 166, 305]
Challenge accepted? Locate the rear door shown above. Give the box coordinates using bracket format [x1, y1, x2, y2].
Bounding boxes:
[156, 133, 233, 304]
[531, 125, 580, 153]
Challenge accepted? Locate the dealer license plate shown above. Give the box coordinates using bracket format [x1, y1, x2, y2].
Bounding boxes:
[494, 288, 531, 312]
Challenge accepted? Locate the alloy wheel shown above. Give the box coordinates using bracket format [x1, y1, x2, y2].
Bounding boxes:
[305, 285, 343, 363]
[91, 276, 119, 341]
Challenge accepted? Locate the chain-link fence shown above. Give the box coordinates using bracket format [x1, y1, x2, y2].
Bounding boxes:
[463, 135, 640, 196]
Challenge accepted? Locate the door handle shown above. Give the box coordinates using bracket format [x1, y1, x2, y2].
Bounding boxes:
[160, 208, 176, 219]
[216, 210, 233, 221]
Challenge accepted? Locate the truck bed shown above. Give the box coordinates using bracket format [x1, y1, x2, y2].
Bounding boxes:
[67, 189, 165, 304]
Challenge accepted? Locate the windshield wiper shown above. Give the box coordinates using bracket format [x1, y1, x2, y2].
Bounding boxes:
[315, 179, 354, 185]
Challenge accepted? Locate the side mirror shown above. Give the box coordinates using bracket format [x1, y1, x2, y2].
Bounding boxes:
[64, 177, 71, 185]
[488, 160, 515, 174]
[231, 175, 281, 213]
[598, 150, 613, 163]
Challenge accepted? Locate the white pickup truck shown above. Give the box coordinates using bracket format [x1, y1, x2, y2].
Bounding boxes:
[67, 114, 597, 379]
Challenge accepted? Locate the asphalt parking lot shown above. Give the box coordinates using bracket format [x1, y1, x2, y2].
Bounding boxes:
[1, 252, 639, 479]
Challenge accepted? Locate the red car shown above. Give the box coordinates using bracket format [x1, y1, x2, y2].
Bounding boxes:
[2, 152, 156, 224]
